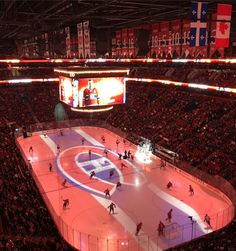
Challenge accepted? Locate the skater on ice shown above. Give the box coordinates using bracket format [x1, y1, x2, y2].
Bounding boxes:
[107, 202, 116, 214]
[109, 169, 114, 179]
[63, 199, 69, 209]
[90, 170, 96, 179]
[62, 179, 67, 187]
[204, 214, 212, 228]
[29, 146, 33, 153]
[189, 185, 194, 196]
[158, 221, 165, 236]
[166, 181, 173, 189]
[166, 209, 173, 222]
[104, 188, 111, 198]
[116, 181, 122, 190]
[135, 222, 143, 236]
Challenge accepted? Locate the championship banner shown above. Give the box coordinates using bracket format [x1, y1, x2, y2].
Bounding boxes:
[159, 22, 169, 57]
[182, 19, 194, 57]
[33, 36, 38, 56]
[150, 23, 159, 57]
[24, 40, 29, 57]
[216, 4, 232, 48]
[128, 28, 135, 58]
[65, 26, 71, 58]
[77, 23, 84, 58]
[122, 28, 128, 57]
[116, 30, 122, 57]
[111, 38, 116, 58]
[83, 21, 90, 58]
[44, 33, 49, 57]
[171, 20, 181, 57]
[90, 41, 96, 58]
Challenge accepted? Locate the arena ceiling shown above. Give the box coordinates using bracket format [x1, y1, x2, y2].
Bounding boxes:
[0, 0, 235, 40]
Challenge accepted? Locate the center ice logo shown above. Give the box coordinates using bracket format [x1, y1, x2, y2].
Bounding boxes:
[58, 146, 147, 197]
[77, 152, 121, 183]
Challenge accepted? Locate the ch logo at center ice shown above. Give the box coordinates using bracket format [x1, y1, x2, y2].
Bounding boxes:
[77, 152, 120, 183]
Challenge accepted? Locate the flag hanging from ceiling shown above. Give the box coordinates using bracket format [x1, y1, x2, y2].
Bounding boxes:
[190, 2, 207, 47]
[116, 30, 122, 57]
[65, 27, 71, 58]
[150, 23, 159, 57]
[77, 23, 84, 58]
[191, 1, 207, 22]
[216, 4, 232, 48]
[83, 21, 90, 58]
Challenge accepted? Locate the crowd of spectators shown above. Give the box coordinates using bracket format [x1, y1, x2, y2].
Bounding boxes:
[0, 85, 75, 250]
[107, 82, 236, 186]
[129, 65, 236, 88]
[0, 63, 235, 250]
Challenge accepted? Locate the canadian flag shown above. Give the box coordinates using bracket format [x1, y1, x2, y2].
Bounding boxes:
[216, 4, 232, 48]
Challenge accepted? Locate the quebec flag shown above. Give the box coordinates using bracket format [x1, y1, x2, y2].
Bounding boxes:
[190, 2, 207, 46]
[191, 2, 208, 22]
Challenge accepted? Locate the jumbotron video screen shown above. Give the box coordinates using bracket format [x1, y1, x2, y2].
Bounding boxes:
[59, 76, 126, 108]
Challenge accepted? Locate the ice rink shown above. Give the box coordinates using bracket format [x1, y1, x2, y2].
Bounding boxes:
[17, 126, 233, 251]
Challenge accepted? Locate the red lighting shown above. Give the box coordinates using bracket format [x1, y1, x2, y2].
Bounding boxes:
[0, 58, 236, 64]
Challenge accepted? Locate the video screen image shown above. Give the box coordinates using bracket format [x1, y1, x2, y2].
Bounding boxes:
[59, 76, 126, 108]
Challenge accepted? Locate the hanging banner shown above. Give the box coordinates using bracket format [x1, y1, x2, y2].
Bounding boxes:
[116, 30, 122, 57]
[83, 21, 90, 58]
[24, 40, 29, 57]
[191, 1, 208, 22]
[122, 28, 128, 57]
[90, 41, 96, 58]
[65, 26, 71, 58]
[77, 23, 84, 58]
[171, 20, 181, 57]
[111, 38, 116, 58]
[128, 28, 135, 58]
[216, 4, 232, 48]
[209, 13, 224, 57]
[44, 33, 49, 57]
[150, 23, 159, 57]
[182, 19, 194, 57]
[33, 36, 38, 57]
[159, 22, 169, 57]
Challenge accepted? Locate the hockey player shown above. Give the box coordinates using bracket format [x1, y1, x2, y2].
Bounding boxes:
[189, 185, 194, 196]
[166, 181, 173, 189]
[88, 149, 92, 159]
[166, 209, 173, 222]
[62, 179, 67, 187]
[90, 170, 96, 179]
[116, 181, 122, 189]
[157, 221, 165, 236]
[204, 214, 212, 228]
[101, 135, 106, 143]
[104, 188, 111, 198]
[109, 169, 114, 179]
[107, 202, 116, 214]
[29, 146, 33, 153]
[118, 153, 122, 160]
[83, 79, 100, 106]
[135, 222, 143, 236]
[57, 144, 60, 153]
[104, 149, 108, 157]
[63, 199, 69, 209]
[81, 138, 85, 145]
[116, 139, 120, 147]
